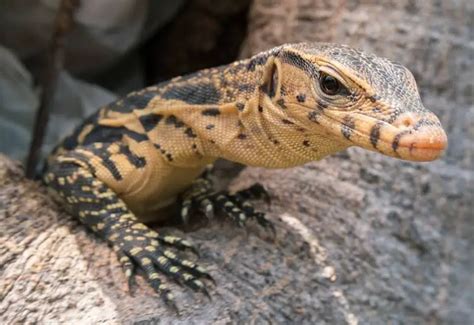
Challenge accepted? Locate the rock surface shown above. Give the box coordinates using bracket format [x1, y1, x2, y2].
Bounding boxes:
[1, 0, 473, 324]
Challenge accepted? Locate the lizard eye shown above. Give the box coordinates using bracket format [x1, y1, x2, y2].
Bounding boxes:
[319, 73, 346, 96]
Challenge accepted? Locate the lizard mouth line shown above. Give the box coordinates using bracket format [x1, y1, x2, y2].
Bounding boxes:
[376, 136, 446, 161]
[323, 112, 448, 161]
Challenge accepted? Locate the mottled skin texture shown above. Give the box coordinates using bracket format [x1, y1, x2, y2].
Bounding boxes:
[43, 43, 447, 310]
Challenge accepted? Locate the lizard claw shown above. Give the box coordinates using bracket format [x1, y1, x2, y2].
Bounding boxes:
[179, 180, 275, 233]
[112, 225, 213, 312]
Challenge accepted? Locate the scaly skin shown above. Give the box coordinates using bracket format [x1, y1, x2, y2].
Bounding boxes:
[43, 42, 447, 310]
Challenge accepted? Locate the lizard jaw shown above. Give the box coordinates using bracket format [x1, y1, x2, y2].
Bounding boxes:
[323, 111, 448, 162]
[386, 112, 448, 162]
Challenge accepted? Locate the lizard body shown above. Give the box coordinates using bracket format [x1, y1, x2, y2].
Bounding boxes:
[44, 43, 447, 308]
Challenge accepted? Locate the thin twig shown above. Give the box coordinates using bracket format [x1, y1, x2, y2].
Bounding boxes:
[25, 0, 80, 178]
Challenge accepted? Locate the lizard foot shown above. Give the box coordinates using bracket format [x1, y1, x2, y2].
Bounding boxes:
[111, 226, 214, 313]
[180, 181, 274, 233]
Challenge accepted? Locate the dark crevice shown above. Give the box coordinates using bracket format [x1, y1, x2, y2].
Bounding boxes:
[141, 0, 252, 85]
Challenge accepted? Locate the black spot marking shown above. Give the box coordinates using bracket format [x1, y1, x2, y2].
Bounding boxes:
[372, 107, 382, 113]
[101, 155, 122, 181]
[165, 153, 173, 161]
[191, 144, 197, 149]
[413, 118, 437, 131]
[383, 112, 397, 124]
[341, 116, 355, 140]
[281, 119, 293, 125]
[392, 130, 410, 152]
[308, 110, 320, 123]
[348, 93, 358, 102]
[392, 135, 401, 151]
[165, 115, 177, 125]
[296, 94, 306, 103]
[368, 94, 381, 103]
[237, 83, 255, 93]
[108, 91, 156, 113]
[123, 130, 148, 143]
[258, 105, 263, 113]
[63, 114, 98, 148]
[202, 108, 221, 116]
[139, 113, 163, 132]
[247, 54, 268, 71]
[277, 98, 287, 109]
[62, 135, 78, 151]
[184, 127, 197, 138]
[82, 125, 147, 146]
[236, 102, 245, 111]
[165, 115, 184, 128]
[316, 100, 328, 109]
[369, 122, 383, 148]
[272, 139, 280, 145]
[302, 140, 310, 147]
[206, 124, 215, 130]
[119, 145, 146, 168]
[237, 134, 247, 140]
[154, 143, 167, 156]
[161, 83, 220, 105]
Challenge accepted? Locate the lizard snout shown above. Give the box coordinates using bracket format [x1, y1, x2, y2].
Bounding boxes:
[390, 112, 448, 161]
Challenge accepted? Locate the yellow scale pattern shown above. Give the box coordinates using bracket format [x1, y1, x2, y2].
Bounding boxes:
[43, 42, 447, 311]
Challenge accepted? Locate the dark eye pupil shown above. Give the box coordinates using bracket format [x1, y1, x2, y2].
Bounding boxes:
[321, 75, 341, 95]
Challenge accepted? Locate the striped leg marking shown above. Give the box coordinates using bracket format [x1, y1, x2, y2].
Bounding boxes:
[44, 150, 213, 312]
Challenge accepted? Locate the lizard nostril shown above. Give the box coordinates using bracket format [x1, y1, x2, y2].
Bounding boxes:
[402, 117, 414, 127]
[393, 113, 417, 129]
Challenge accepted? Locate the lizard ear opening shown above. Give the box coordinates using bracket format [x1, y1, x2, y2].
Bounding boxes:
[268, 62, 278, 98]
[261, 58, 280, 98]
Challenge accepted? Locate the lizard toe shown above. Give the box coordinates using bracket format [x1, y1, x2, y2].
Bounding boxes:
[156, 234, 201, 256]
[112, 227, 212, 312]
[114, 246, 137, 294]
[235, 183, 271, 204]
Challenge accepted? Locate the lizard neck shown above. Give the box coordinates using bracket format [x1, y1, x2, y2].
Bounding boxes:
[108, 52, 346, 169]
[200, 95, 348, 168]
[192, 53, 349, 168]
[124, 58, 265, 169]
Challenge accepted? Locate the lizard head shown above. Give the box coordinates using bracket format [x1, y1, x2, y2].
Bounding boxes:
[257, 43, 447, 162]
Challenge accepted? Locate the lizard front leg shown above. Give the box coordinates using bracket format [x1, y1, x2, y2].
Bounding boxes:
[44, 149, 212, 312]
[180, 170, 274, 232]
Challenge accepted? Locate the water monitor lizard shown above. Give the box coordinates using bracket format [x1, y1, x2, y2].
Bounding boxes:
[43, 42, 448, 311]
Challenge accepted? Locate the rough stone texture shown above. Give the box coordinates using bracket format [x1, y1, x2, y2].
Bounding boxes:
[240, 0, 474, 323]
[1, 0, 473, 324]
